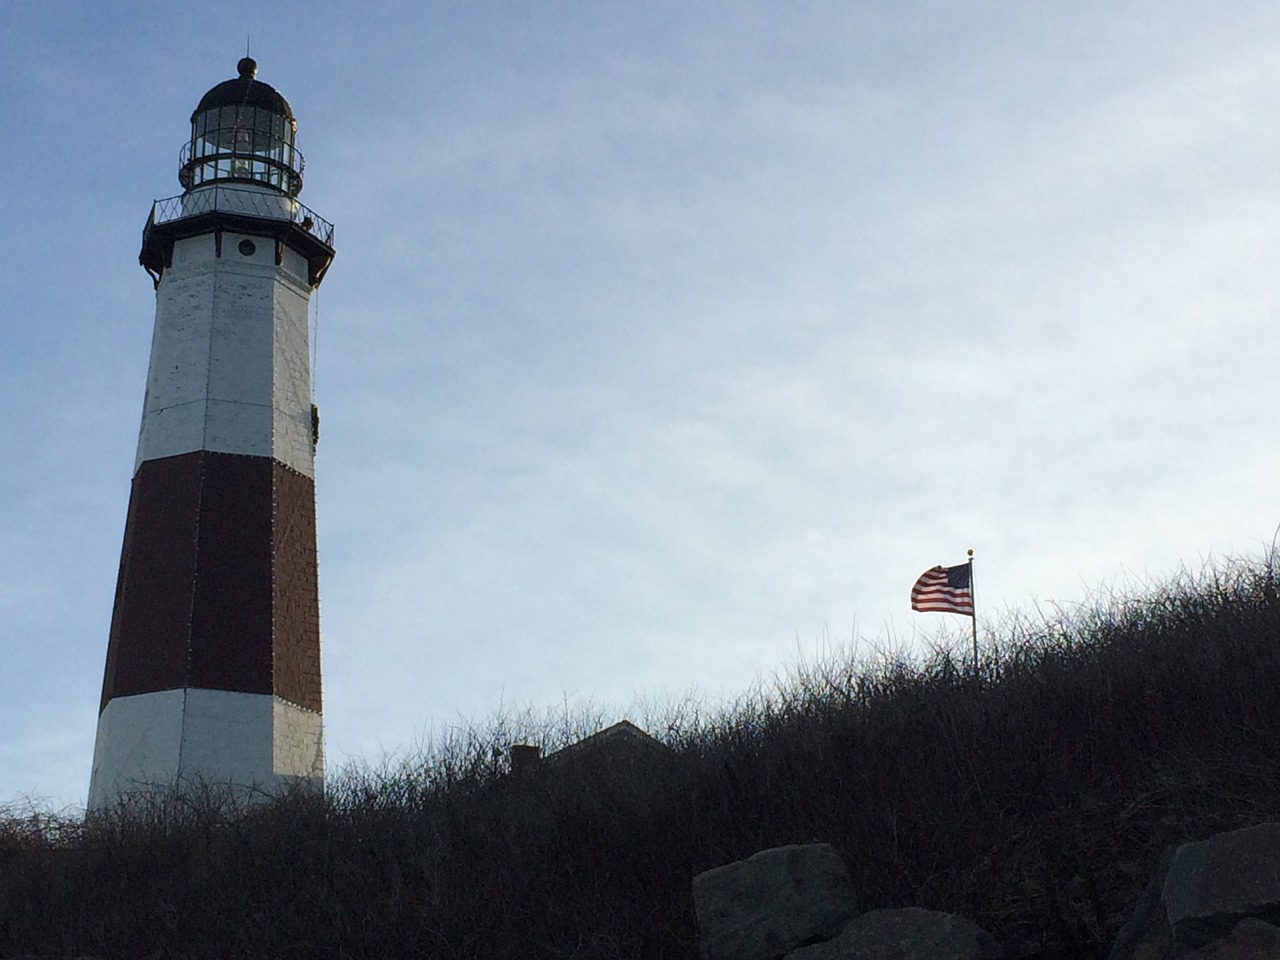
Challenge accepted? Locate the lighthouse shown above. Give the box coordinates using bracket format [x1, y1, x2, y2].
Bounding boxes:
[88, 60, 334, 811]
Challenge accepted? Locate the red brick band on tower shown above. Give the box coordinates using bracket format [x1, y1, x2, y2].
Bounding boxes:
[100, 451, 321, 715]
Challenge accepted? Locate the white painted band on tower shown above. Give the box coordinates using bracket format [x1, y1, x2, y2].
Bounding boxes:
[133, 234, 316, 478]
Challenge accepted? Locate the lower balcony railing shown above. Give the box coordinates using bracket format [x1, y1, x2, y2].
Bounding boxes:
[147, 186, 334, 248]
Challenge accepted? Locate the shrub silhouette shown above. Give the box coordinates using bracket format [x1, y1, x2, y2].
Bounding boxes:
[5, 552, 1280, 958]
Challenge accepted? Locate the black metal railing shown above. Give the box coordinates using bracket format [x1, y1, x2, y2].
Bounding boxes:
[148, 186, 334, 248]
[178, 140, 306, 195]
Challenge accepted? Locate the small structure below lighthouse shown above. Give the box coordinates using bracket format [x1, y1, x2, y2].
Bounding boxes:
[88, 59, 335, 811]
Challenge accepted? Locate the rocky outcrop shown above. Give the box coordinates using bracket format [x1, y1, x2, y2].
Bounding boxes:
[1163, 822, 1280, 950]
[698, 825, 1280, 960]
[693, 843, 1001, 960]
[693, 843, 858, 960]
[699, 823, 1280, 960]
[1110, 822, 1280, 960]
[1182, 917, 1280, 959]
[790, 907, 1002, 960]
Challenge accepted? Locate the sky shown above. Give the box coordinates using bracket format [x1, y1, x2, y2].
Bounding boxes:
[4, 1, 1280, 811]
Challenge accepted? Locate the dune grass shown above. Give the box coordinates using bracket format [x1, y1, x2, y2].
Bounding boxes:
[5, 553, 1280, 958]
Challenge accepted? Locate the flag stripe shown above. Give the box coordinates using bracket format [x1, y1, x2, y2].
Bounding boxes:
[910, 563, 974, 616]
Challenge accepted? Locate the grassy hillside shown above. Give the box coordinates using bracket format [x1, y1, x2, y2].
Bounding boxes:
[6, 554, 1280, 958]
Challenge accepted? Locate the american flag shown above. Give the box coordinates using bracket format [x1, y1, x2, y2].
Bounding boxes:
[910, 562, 974, 616]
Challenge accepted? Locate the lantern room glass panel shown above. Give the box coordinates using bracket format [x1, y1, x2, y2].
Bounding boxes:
[182, 104, 302, 196]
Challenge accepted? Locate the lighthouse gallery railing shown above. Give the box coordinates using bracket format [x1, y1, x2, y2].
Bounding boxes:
[147, 187, 335, 248]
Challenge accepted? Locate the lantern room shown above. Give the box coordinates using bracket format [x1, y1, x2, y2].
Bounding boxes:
[178, 57, 304, 197]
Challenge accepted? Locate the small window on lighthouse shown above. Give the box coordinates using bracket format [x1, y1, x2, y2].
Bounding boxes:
[238, 239, 257, 257]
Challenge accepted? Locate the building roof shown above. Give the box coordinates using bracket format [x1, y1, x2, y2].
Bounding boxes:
[543, 719, 670, 767]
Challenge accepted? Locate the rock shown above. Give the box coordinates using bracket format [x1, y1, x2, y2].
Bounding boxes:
[1108, 845, 1176, 960]
[1183, 917, 1280, 959]
[786, 936, 844, 960]
[693, 843, 858, 960]
[1163, 822, 1280, 951]
[812, 907, 1003, 960]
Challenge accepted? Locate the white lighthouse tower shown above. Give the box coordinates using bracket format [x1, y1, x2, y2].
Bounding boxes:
[88, 59, 334, 811]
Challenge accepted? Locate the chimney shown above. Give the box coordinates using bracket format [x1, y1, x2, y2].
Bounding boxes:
[509, 744, 541, 778]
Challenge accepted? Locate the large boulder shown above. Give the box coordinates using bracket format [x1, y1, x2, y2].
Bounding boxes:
[788, 907, 1002, 960]
[693, 843, 858, 960]
[1183, 917, 1280, 959]
[1163, 822, 1280, 950]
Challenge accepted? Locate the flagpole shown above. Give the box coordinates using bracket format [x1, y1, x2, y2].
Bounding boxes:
[968, 549, 977, 688]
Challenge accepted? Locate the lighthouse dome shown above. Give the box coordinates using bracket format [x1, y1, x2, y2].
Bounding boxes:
[179, 58, 304, 197]
[193, 58, 295, 121]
